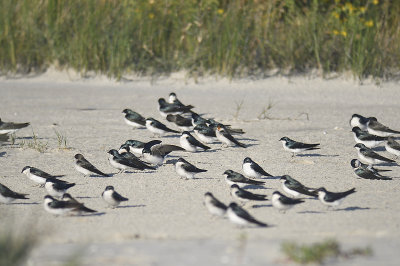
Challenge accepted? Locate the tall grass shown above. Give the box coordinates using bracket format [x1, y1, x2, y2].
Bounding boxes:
[0, 0, 399, 79]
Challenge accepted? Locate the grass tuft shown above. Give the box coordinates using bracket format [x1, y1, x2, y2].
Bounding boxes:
[19, 129, 48, 153]
[0, 229, 38, 266]
[54, 129, 69, 150]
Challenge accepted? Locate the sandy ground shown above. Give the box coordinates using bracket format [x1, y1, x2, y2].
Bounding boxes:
[1, 71, 400, 265]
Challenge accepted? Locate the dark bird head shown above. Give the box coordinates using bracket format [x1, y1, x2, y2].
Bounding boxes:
[119, 143, 130, 152]
[74, 154, 84, 160]
[125, 139, 143, 147]
[158, 98, 167, 105]
[216, 124, 225, 132]
[351, 127, 362, 133]
[243, 157, 252, 164]
[122, 109, 130, 114]
[105, 186, 114, 191]
[44, 195, 55, 200]
[108, 149, 119, 156]
[176, 158, 188, 164]
[62, 193, 73, 200]
[279, 137, 290, 142]
[354, 143, 365, 149]
[351, 114, 364, 119]
[230, 184, 239, 190]
[350, 159, 361, 168]
[146, 117, 156, 124]
[228, 202, 239, 208]
[166, 114, 176, 122]
[368, 117, 378, 122]
[272, 191, 283, 197]
[223, 170, 233, 175]
[204, 192, 212, 197]
[181, 131, 191, 137]
[169, 92, 177, 98]
[280, 175, 289, 181]
[21, 166, 31, 173]
[317, 187, 327, 193]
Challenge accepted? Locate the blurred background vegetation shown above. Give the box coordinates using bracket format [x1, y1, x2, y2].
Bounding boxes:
[0, 0, 399, 80]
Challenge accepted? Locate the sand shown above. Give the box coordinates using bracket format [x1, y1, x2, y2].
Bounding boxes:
[1, 71, 400, 265]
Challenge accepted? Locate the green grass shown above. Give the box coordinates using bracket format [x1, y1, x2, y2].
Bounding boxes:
[19, 129, 48, 153]
[281, 239, 372, 264]
[0, 229, 38, 266]
[0, 0, 399, 80]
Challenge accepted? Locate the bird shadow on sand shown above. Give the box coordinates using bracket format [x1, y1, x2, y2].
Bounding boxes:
[298, 210, 324, 214]
[89, 174, 113, 178]
[334, 206, 370, 212]
[0, 151, 6, 157]
[296, 153, 339, 157]
[11, 202, 39, 205]
[375, 162, 399, 167]
[252, 204, 272, 208]
[260, 176, 281, 180]
[161, 134, 180, 139]
[117, 204, 146, 209]
[76, 196, 96, 200]
[243, 185, 270, 190]
[78, 212, 106, 217]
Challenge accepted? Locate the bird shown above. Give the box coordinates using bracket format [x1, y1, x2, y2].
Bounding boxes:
[43, 195, 95, 216]
[0, 183, 29, 204]
[279, 137, 320, 157]
[142, 141, 184, 166]
[354, 143, 396, 165]
[191, 112, 211, 127]
[166, 114, 193, 131]
[168, 92, 189, 107]
[0, 133, 9, 143]
[271, 191, 304, 212]
[226, 202, 267, 227]
[385, 137, 400, 157]
[367, 118, 400, 137]
[280, 175, 318, 198]
[215, 124, 246, 148]
[0, 118, 30, 134]
[351, 160, 392, 180]
[193, 124, 217, 144]
[158, 98, 194, 118]
[74, 154, 109, 177]
[349, 114, 370, 131]
[317, 187, 356, 208]
[242, 157, 272, 179]
[352, 127, 387, 148]
[350, 159, 391, 174]
[204, 192, 227, 217]
[102, 186, 129, 208]
[45, 179, 75, 198]
[223, 170, 265, 188]
[108, 149, 156, 173]
[118, 145, 157, 169]
[191, 113, 245, 135]
[180, 131, 210, 152]
[124, 139, 159, 156]
[230, 184, 267, 203]
[122, 109, 146, 128]
[61, 193, 97, 213]
[21, 166, 65, 186]
[175, 158, 207, 179]
[145, 117, 180, 136]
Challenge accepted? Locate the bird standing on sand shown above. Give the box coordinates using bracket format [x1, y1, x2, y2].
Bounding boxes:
[102, 186, 129, 208]
[279, 137, 320, 157]
[0, 118, 30, 134]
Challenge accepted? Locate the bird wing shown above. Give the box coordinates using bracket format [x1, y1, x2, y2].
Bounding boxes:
[126, 113, 146, 125]
[251, 163, 272, 177]
[361, 148, 395, 162]
[285, 181, 318, 197]
[210, 196, 227, 210]
[182, 162, 207, 173]
[53, 182, 75, 190]
[357, 132, 386, 141]
[113, 191, 129, 201]
[325, 188, 356, 202]
[30, 167, 63, 179]
[78, 157, 108, 176]
[236, 188, 267, 200]
[0, 121, 30, 130]
[155, 144, 185, 156]
[188, 135, 210, 150]
[231, 205, 267, 226]
[0, 184, 29, 199]
[222, 131, 246, 148]
[288, 141, 320, 149]
[279, 194, 304, 205]
[369, 120, 400, 134]
[355, 168, 392, 180]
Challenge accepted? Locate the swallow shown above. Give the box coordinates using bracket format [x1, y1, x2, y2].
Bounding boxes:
[191, 112, 211, 127]
[223, 170, 265, 188]
[193, 124, 217, 144]
[21, 166, 65, 185]
[124, 139, 155, 156]
[45, 179, 75, 198]
[354, 143, 396, 165]
[43, 195, 95, 216]
[191, 113, 245, 135]
[242, 157, 272, 179]
[216, 124, 246, 148]
[102, 186, 129, 208]
[158, 98, 194, 118]
[0, 118, 30, 134]
[385, 137, 400, 157]
[271, 191, 304, 212]
[317, 187, 356, 207]
[166, 114, 193, 131]
[142, 141, 184, 166]
[0, 133, 9, 143]
[145, 117, 180, 136]
[108, 149, 156, 173]
[226, 202, 267, 227]
[122, 109, 146, 128]
[175, 158, 207, 179]
[351, 161, 392, 180]
[204, 192, 227, 217]
[352, 127, 387, 148]
[168, 92, 189, 107]
[280, 175, 318, 198]
[180, 131, 210, 152]
[230, 184, 267, 203]
[279, 137, 320, 156]
[0, 183, 29, 204]
[367, 118, 400, 137]
[349, 114, 370, 131]
[74, 154, 109, 177]
[350, 159, 391, 174]
[118, 145, 156, 171]
[61, 193, 97, 213]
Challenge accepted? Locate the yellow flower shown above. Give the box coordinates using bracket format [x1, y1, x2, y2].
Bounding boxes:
[372, 0, 379, 5]
[341, 31, 347, 37]
[148, 13, 154, 19]
[344, 3, 355, 13]
[217, 9, 224, 15]
[365, 20, 374, 27]
[332, 30, 339, 35]
[359, 7, 366, 13]
[332, 11, 340, 19]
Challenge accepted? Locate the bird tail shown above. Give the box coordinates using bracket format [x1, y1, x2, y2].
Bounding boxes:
[254, 220, 268, 227]
[344, 188, 356, 196]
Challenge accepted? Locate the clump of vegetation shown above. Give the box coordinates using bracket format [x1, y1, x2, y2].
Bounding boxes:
[54, 129, 69, 150]
[281, 239, 372, 264]
[0, 1, 399, 80]
[20, 130, 48, 153]
[0, 229, 38, 266]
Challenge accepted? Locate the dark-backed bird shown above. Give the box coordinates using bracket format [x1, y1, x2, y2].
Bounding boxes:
[158, 98, 194, 118]
[352, 127, 387, 148]
[21, 166, 65, 186]
[226, 202, 267, 227]
[108, 149, 156, 173]
[242, 157, 272, 179]
[175, 158, 207, 179]
[180, 131, 210, 152]
[61, 193, 97, 213]
[351, 160, 392, 180]
[168, 92, 188, 107]
[193, 124, 217, 144]
[204, 192, 227, 217]
[145, 117, 180, 136]
[122, 109, 146, 128]
[223, 170, 265, 188]
[351, 159, 391, 174]
[102, 186, 129, 208]
[45, 179, 75, 198]
[317, 187, 356, 207]
[74, 154, 109, 177]
[349, 114, 370, 131]
[271, 191, 304, 212]
[142, 141, 184, 166]
[124, 139, 156, 156]
[385, 137, 400, 157]
[280, 175, 318, 198]
[0, 183, 29, 204]
[216, 124, 246, 148]
[354, 143, 396, 165]
[43, 195, 95, 215]
[0, 118, 30, 134]
[166, 114, 193, 131]
[367, 117, 400, 137]
[230, 184, 267, 203]
[279, 137, 320, 156]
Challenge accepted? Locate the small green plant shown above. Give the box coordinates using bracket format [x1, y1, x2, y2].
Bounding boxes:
[9, 133, 16, 145]
[0, 229, 38, 266]
[19, 129, 48, 153]
[54, 129, 69, 150]
[281, 239, 372, 264]
[233, 99, 244, 120]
